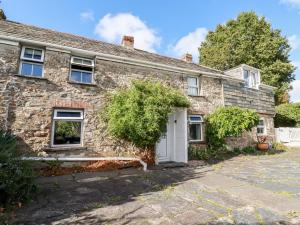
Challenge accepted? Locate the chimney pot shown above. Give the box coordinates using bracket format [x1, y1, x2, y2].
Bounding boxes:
[182, 53, 193, 63]
[122, 35, 134, 48]
[0, 9, 6, 20]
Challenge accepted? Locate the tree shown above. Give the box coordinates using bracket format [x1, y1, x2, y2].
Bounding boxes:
[103, 80, 190, 148]
[275, 103, 300, 127]
[199, 12, 295, 105]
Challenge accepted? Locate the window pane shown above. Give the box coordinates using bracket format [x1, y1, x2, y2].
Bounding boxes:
[54, 121, 82, 145]
[188, 87, 198, 96]
[189, 116, 203, 122]
[258, 120, 264, 126]
[70, 70, 82, 82]
[82, 59, 93, 66]
[188, 77, 197, 86]
[189, 123, 201, 141]
[73, 58, 83, 64]
[21, 63, 33, 76]
[32, 64, 43, 77]
[24, 48, 34, 58]
[57, 111, 82, 118]
[81, 72, 92, 83]
[33, 49, 42, 60]
[257, 127, 264, 134]
[244, 70, 250, 87]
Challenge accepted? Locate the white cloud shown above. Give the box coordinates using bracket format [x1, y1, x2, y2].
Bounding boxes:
[80, 10, 94, 22]
[290, 80, 300, 102]
[94, 13, 161, 52]
[289, 60, 300, 102]
[169, 28, 208, 62]
[288, 35, 300, 50]
[280, 0, 300, 8]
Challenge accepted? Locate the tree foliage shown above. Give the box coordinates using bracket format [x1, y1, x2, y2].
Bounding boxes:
[206, 106, 259, 149]
[104, 80, 190, 148]
[275, 103, 300, 127]
[199, 12, 295, 104]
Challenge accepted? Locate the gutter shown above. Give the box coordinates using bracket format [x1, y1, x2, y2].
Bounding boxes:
[0, 34, 244, 82]
[21, 156, 148, 171]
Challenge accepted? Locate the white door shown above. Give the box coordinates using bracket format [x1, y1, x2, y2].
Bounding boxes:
[156, 130, 169, 162]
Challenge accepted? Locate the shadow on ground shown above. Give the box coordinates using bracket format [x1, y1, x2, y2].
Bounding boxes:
[11, 166, 211, 224]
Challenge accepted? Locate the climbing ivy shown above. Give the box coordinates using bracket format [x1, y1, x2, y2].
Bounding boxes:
[206, 106, 259, 149]
[103, 80, 190, 148]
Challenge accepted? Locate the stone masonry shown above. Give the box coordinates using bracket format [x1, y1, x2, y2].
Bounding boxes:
[0, 19, 275, 157]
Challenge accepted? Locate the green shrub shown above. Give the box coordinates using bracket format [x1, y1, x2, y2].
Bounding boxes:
[272, 142, 289, 151]
[0, 130, 37, 207]
[103, 80, 190, 148]
[188, 145, 227, 161]
[275, 103, 300, 127]
[206, 106, 259, 149]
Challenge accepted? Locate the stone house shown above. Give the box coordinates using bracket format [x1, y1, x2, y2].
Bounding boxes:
[0, 17, 275, 164]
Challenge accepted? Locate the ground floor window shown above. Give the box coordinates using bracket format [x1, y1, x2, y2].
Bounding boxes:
[188, 115, 203, 142]
[51, 109, 84, 146]
[257, 118, 266, 135]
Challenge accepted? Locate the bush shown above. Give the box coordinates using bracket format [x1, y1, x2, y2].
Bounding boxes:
[104, 80, 190, 148]
[0, 130, 37, 207]
[275, 103, 300, 127]
[188, 146, 227, 161]
[206, 106, 259, 149]
[272, 142, 289, 151]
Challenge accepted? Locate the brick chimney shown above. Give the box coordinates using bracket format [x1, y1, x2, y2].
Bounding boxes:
[181, 53, 193, 63]
[122, 35, 134, 48]
[0, 9, 6, 20]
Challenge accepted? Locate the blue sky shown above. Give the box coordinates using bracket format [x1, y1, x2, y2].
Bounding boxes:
[1, 0, 300, 102]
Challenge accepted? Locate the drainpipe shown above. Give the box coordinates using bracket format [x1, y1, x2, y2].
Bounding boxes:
[21, 156, 148, 171]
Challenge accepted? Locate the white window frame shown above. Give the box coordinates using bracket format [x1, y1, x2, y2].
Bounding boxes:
[71, 56, 95, 67]
[187, 76, 200, 96]
[257, 118, 266, 135]
[21, 46, 45, 62]
[19, 61, 45, 78]
[188, 115, 204, 142]
[51, 109, 84, 147]
[69, 56, 95, 84]
[243, 69, 260, 89]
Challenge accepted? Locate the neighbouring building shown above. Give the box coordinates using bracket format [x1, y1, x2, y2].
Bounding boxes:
[0, 17, 275, 164]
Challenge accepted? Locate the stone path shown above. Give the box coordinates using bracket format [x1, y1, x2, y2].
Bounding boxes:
[12, 149, 300, 224]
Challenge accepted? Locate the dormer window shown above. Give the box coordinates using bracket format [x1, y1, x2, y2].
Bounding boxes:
[243, 69, 259, 89]
[19, 46, 44, 78]
[70, 56, 94, 84]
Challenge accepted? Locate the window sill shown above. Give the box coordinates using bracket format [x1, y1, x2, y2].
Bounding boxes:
[15, 74, 47, 80]
[68, 81, 98, 87]
[189, 140, 206, 144]
[44, 146, 87, 152]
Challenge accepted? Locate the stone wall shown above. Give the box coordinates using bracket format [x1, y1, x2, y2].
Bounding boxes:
[0, 43, 223, 157]
[223, 79, 275, 115]
[225, 114, 275, 149]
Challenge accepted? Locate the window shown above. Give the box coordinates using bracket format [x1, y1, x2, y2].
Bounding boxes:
[243, 69, 259, 89]
[51, 109, 84, 147]
[187, 76, 199, 96]
[188, 115, 203, 142]
[19, 46, 44, 77]
[257, 119, 266, 135]
[70, 56, 94, 84]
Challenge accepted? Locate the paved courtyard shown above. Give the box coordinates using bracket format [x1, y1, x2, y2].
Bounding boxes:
[13, 148, 300, 225]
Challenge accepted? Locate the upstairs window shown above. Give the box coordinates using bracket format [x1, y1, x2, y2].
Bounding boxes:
[244, 69, 259, 89]
[257, 119, 266, 135]
[20, 46, 44, 77]
[187, 76, 199, 96]
[70, 56, 94, 84]
[188, 115, 203, 142]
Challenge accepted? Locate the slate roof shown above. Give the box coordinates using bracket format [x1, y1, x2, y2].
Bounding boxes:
[0, 19, 223, 75]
